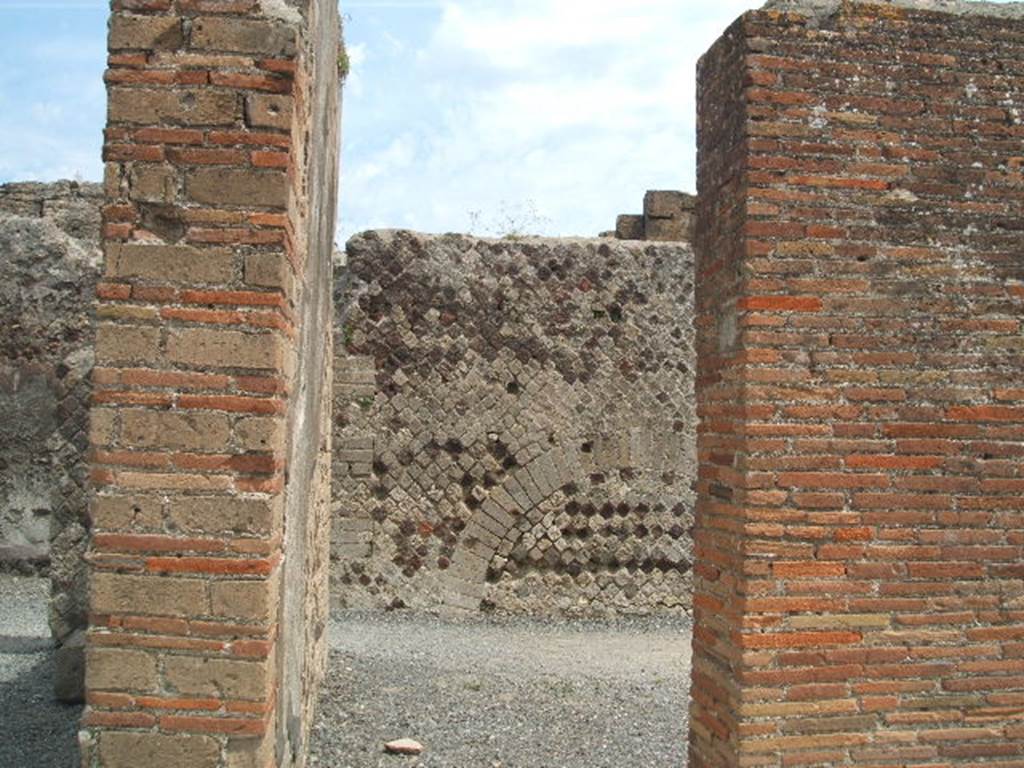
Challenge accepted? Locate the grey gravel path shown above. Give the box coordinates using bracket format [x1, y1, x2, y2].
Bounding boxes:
[0, 576, 694, 768]
[310, 611, 692, 768]
[0, 576, 81, 768]
[0, 574, 50, 639]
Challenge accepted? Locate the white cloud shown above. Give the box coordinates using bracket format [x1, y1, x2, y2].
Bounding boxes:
[431, 1, 658, 70]
[339, 0, 761, 241]
[344, 42, 369, 97]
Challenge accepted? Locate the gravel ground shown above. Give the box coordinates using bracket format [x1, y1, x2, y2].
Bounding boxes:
[0, 576, 694, 768]
[0, 574, 50, 640]
[0, 576, 81, 768]
[310, 611, 693, 768]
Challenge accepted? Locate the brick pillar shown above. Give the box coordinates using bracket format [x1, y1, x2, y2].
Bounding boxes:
[80, 1, 339, 766]
[690, 3, 1024, 767]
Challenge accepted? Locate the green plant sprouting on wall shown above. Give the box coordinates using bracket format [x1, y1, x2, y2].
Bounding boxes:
[338, 15, 350, 81]
[337, 45, 350, 81]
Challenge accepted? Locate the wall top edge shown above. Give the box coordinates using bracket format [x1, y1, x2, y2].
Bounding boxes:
[345, 229, 697, 251]
[761, 0, 1024, 22]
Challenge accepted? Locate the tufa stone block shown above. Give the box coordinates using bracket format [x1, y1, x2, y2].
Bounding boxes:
[107, 244, 235, 284]
[187, 168, 288, 208]
[95, 324, 161, 365]
[108, 88, 239, 126]
[167, 495, 280, 536]
[615, 214, 645, 240]
[129, 165, 178, 204]
[89, 408, 117, 447]
[85, 647, 159, 693]
[98, 733, 220, 768]
[235, 415, 285, 452]
[190, 17, 297, 56]
[643, 190, 696, 219]
[210, 574, 279, 623]
[163, 656, 271, 701]
[244, 252, 288, 289]
[167, 328, 284, 371]
[90, 495, 164, 531]
[90, 572, 208, 617]
[225, 731, 275, 768]
[245, 94, 293, 131]
[644, 214, 694, 242]
[121, 409, 231, 452]
[108, 15, 184, 51]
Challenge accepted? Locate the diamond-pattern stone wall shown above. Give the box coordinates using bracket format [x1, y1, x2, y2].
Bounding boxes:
[333, 230, 697, 614]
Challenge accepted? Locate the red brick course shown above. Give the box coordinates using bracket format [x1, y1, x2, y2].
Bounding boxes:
[80, 1, 339, 766]
[691, 3, 1024, 767]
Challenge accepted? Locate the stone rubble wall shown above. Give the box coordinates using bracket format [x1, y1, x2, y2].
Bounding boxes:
[0, 180, 101, 700]
[333, 230, 697, 616]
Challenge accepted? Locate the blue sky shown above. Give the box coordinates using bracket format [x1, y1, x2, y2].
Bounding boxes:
[339, 0, 758, 239]
[2, 1, 1016, 241]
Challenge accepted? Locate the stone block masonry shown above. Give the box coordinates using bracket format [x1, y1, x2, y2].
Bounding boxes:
[690, 2, 1024, 767]
[333, 231, 696, 615]
[79, 1, 340, 766]
[611, 190, 696, 242]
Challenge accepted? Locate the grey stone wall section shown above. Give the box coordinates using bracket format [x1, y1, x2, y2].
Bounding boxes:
[0, 181, 101, 701]
[333, 231, 697, 615]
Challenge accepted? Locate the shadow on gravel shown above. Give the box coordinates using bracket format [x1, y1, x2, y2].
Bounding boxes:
[0, 649, 81, 768]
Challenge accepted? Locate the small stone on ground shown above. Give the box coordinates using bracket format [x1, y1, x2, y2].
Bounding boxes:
[310, 610, 692, 768]
[385, 738, 425, 755]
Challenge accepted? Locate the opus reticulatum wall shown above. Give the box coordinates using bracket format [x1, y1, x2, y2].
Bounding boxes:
[332, 230, 697, 615]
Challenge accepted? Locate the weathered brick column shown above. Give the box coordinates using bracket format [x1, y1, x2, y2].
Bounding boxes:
[80, 1, 339, 766]
[691, 2, 1024, 766]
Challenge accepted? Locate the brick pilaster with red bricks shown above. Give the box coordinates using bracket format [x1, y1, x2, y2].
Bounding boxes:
[690, 3, 1024, 767]
[80, 1, 340, 767]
